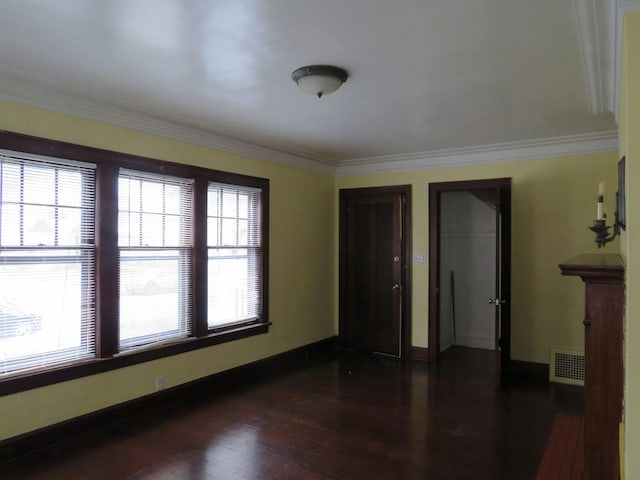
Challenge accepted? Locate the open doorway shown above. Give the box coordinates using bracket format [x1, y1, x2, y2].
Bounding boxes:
[439, 190, 496, 352]
[429, 178, 511, 387]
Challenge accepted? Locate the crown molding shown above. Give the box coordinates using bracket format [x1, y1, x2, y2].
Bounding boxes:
[612, 1, 640, 121]
[0, 68, 619, 179]
[620, 0, 640, 13]
[573, 0, 614, 115]
[0, 68, 336, 175]
[336, 131, 618, 176]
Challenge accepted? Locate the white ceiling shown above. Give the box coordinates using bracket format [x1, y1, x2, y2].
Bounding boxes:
[0, 0, 631, 174]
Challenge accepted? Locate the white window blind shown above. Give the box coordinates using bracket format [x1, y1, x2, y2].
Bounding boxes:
[207, 182, 261, 328]
[0, 151, 96, 376]
[118, 169, 194, 351]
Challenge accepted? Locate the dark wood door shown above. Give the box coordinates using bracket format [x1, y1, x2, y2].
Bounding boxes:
[429, 178, 512, 386]
[339, 187, 410, 357]
[492, 183, 511, 387]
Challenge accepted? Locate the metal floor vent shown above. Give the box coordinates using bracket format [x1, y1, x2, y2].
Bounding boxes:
[549, 348, 585, 386]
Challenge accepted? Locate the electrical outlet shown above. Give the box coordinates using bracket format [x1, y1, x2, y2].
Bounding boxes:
[155, 374, 165, 392]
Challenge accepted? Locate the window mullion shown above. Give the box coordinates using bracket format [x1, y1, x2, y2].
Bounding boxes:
[259, 185, 269, 324]
[193, 177, 208, 337]
[96, 162, 120, 358]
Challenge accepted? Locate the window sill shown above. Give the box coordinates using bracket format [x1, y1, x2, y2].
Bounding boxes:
[0, 322, 270, 397]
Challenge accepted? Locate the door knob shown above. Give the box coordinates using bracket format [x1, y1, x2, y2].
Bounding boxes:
[392, 283, 401, 290]
[489, 298, 506, 305]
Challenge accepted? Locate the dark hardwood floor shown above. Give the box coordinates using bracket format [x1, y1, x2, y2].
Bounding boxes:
[1, 347, 582, 480]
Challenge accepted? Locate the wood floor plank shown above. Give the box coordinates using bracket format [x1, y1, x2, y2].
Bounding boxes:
[535, 414, 585, 480]
[1, 347, 583, 480]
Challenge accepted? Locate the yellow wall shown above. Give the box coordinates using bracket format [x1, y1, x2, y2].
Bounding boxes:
[337, 152, 618, 363]
[0, 93, 623, 446]
[620, 10, 640, 479]
[0, 100, 336, 441]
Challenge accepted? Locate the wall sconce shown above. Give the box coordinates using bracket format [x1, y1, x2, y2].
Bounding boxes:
[588, 215, 620, 248]
[588, 157, 626, 248]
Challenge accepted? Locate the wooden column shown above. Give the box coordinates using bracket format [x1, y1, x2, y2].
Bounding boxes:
[559, 254, 624, 480]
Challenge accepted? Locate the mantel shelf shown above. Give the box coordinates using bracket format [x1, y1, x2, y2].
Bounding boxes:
[559, 254, 624, 282]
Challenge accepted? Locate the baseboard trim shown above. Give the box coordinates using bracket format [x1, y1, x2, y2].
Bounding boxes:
[409, 346, 430, 362]
[510, 359, 549, 383]
[0, 336, 338, 465]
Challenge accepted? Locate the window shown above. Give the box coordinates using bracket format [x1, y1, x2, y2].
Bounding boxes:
[207, 183, 262, 328]
[118, 169, 193, 350]
[0, 151, 96, 375]
[0, 132, 269, 393]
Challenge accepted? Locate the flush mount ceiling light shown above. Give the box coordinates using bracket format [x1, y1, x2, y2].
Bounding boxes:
[291, 65, 348, 98]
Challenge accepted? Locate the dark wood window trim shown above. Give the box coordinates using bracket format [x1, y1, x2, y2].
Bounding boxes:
[0, 131, 270, 396]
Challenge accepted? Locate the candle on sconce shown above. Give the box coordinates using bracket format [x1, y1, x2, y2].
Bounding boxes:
[597, 181, 605, 220]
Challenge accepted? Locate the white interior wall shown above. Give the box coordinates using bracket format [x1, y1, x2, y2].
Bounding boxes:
[439, 191, 496, 351]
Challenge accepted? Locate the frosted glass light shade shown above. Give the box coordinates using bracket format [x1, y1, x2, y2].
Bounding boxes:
[291, 65, 348, 98]
[297, 75, 344, 97]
